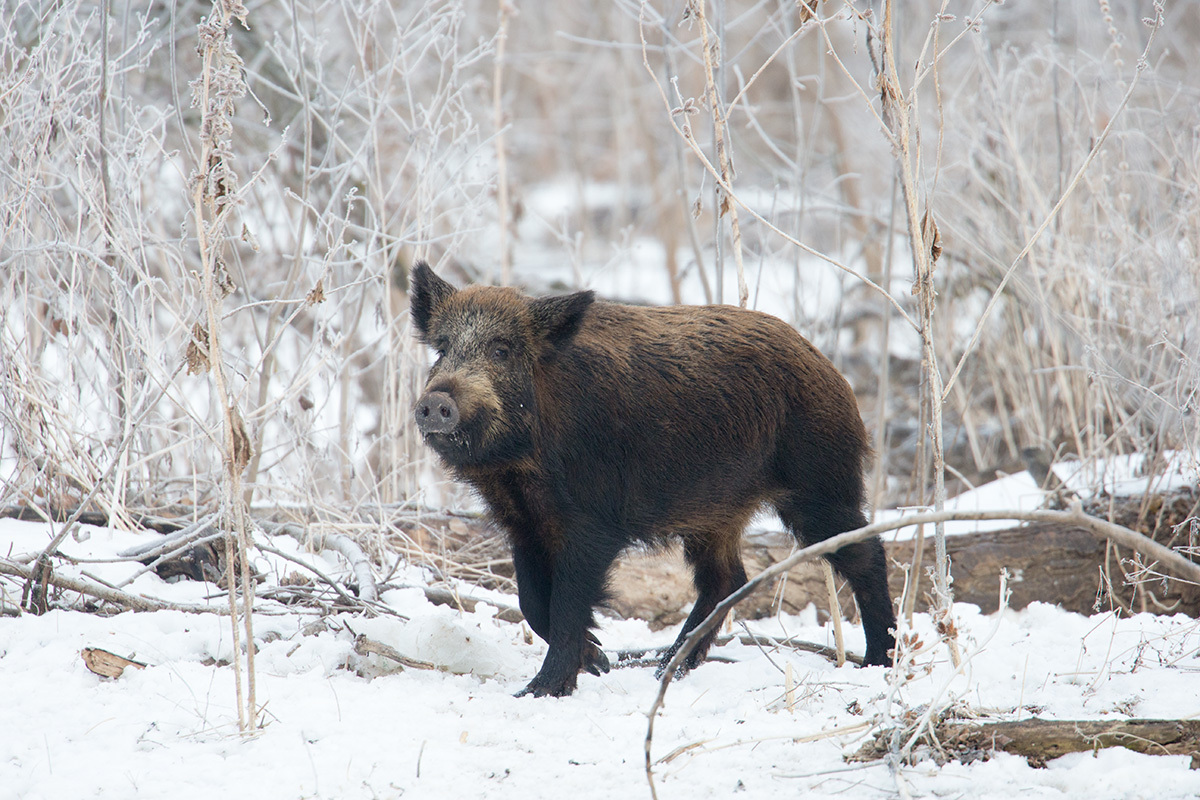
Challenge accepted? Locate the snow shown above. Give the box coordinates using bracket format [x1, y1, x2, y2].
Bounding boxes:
[1053, 452, 1199, 499]
[876, 470, 1049, 541]
[3, 507, 1200, 800]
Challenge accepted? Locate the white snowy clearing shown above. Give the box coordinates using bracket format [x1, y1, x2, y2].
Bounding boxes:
[2, 470, 1199, 800]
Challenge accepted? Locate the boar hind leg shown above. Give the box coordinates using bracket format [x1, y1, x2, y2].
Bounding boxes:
[656, 533, 748, 679]
[777, 499, 896, 667]
[515, 531, 621, 698]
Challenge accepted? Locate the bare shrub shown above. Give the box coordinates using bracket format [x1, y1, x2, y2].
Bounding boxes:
[0, 0, 495, 528]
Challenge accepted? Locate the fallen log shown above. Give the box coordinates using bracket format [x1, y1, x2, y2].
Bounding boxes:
[852, 717, 1200, 768]
[609, 512, 1199, 627]
[6, 493, 1195, 623]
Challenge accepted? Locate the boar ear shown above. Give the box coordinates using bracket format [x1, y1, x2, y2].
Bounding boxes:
[529, 290, 595, 349]
[410, 261, 456, 341]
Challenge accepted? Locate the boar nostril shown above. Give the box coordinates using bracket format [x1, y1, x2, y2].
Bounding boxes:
[416, 391, 460, 435]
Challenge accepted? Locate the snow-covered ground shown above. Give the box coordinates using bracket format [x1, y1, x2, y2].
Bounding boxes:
[2, 489, 1199, 800]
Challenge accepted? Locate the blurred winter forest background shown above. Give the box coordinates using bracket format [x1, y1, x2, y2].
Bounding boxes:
[2, 0, 1197, 545]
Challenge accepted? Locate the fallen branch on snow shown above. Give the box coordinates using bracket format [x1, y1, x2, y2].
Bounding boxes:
[353, 634, 436, 671]
[418, 584, 524, 624]
[613, 632, 862, 669]
[261, 521, 379, 603]
[0, 556, 234, 615]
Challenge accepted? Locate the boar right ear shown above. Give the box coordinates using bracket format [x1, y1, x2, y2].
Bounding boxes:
[410, 261, 456, 341]
[529, 290, 595, 349]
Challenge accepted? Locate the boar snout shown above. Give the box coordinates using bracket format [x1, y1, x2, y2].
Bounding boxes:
[415, 391, 460, 435]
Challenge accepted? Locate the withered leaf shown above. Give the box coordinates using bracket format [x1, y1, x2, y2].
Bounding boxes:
[923, 208, 943, 263]
[306, 280, 325, 305]
[186, 322, 210, 374]
[229, 404, 253, 474]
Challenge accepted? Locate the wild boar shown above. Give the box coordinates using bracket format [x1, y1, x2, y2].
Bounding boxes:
[410, 262, 894, 697]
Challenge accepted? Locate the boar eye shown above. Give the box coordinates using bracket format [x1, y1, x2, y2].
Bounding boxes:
[491, 344, 510, 362]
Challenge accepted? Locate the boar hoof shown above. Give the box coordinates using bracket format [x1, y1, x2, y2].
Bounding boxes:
[514, 674, 577, 698]
[582, 642, 610, 676]
[861, 645, 893, 668]
[653, 642, 705, 680]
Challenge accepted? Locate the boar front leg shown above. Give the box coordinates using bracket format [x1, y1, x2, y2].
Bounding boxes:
[512, 541, 552, 641]
[514, 530, 620, 697]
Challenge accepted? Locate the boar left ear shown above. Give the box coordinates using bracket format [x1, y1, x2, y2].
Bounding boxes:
[529, 290, 595, 349]
[410, 261, 457, 341]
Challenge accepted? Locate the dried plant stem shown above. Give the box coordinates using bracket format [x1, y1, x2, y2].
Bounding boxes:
[637, 2, 916, 328]
[21, 362, 184, 611]
[191, 0, 257, 733]
[879, 0, 959, 667]
[870, 172, 898, 514]
[662, 44, 713, 304]
[692, 0, 746, 307]
[493, 0, 514, 285]
[940, 4, 1165, 400]
[904, 381, 931, 626]
[242, 0, 313, 505]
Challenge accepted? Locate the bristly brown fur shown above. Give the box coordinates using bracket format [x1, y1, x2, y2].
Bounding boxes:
[409, 261, 895, 697]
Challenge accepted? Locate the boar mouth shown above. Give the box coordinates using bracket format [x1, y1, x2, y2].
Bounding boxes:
[422, 407, 534, 468]
[421, 409, 493, 463]
[423, 429, 470, 458]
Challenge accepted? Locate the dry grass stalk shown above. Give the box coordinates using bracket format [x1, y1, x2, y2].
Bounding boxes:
[821, 559, 846, 667]
[637, 1, 913, 325]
